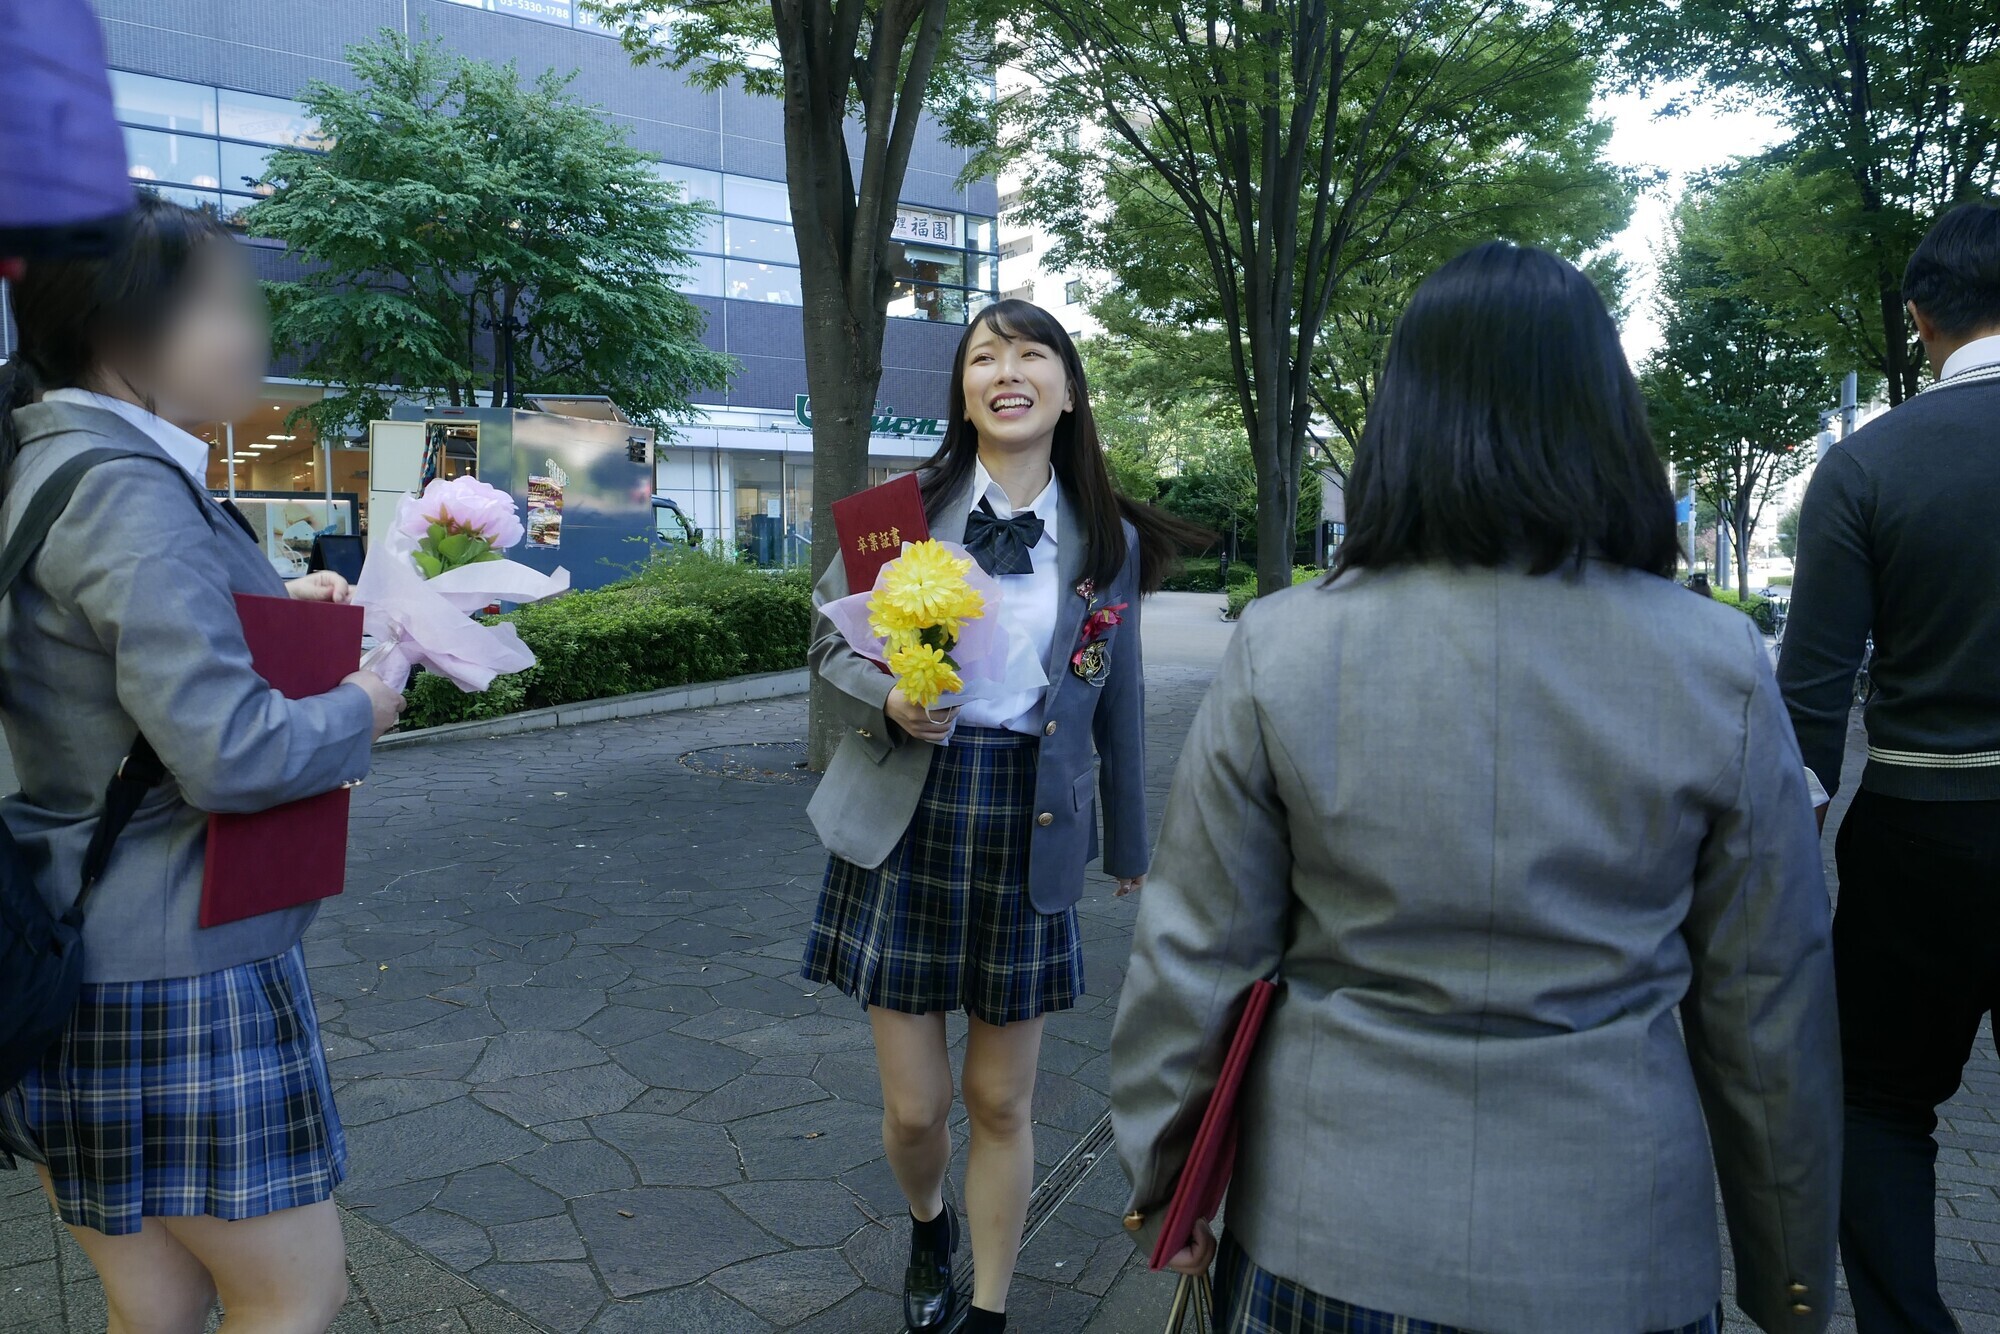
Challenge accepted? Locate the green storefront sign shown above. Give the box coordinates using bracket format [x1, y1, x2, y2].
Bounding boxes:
[795, 395, 947, 440]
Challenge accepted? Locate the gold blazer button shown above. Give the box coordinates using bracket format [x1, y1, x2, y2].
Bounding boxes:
[1037, 812, 1054, 827]
[1123, 1211, 1143, 1231]
[1791, 1305, 1812, 1317]
[1044, 721, 1058, 736]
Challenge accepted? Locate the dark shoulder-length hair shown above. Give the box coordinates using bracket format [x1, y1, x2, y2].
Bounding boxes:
[1333, 241, 1679, 580]
[0, 193, 231, 484]
[919, 299, 1209, 594]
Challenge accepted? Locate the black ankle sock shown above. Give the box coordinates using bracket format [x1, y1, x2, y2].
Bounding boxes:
[910, 1202, 952, 1251]
[966, 1308, 1006, 1333]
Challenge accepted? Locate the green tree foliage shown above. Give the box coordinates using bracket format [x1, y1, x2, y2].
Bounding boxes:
[1005, 0, 1624, 593]
[1604, 0, 2000, 403]
[1643, 183, 1825, 596]
[1778, 501, 1803, 559]
[248, 31, 734, 439]
[1080, 306, 1324, 560]
[584, 0, 1004, 768]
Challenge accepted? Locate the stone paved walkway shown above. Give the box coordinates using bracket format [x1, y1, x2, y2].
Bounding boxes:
[309, 594, 1233, 1333]
[13, 595, 2000, 1333]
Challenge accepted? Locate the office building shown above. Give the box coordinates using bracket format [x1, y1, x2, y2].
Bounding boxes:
[10, 0, 1001, 569]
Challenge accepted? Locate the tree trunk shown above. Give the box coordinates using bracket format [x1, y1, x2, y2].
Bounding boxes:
[1735, 508, 1753, 599]
[1252, 413, 1300, 596]
[1878, 279, 1915, 405]
[801, 295, 885, 770]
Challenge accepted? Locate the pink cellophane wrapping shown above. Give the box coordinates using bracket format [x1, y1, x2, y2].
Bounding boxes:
[355, 493, 570, 693]
[820, 541, 1049, 737]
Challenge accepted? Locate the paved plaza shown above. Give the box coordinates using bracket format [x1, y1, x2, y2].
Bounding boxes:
[5, 595, 2000, 1332]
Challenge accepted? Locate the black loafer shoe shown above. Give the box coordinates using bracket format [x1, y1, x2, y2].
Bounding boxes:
[904, 1200, 960, 1332]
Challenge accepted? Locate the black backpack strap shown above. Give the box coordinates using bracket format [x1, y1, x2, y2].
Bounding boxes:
[1, 446, 173, 921]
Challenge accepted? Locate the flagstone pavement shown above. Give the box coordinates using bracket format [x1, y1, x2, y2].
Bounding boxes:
[6, 596, 2000, 1333]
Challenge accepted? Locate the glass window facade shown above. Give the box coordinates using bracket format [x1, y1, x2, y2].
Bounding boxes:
[109, 72, 322, 221]
[647, 162, 1002, 322]
[103, 69, 1002, 325]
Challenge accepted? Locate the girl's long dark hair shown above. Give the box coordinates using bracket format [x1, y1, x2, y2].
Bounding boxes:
[919, 299, 1209, 594]
[0, 194, 230, 489]
[1334, 242, 1679, 580]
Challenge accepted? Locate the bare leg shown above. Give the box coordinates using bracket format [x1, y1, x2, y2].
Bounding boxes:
[868, 1006, 956, 1221]
[961, 1014, 1045, 1313]
[34, 1167, 217, 1334]
[158, 1200, 347, 1334]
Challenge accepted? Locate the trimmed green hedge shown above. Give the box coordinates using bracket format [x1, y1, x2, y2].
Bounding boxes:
[400, 553, 813, 731]
[1226, 566, 1325, 619]
[1159, 557, 1257, 595]
[1713, 588, 1780, 634]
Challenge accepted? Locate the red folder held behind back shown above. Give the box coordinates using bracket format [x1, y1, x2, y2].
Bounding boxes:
[1148, 976, 1281, 1271]
[199, 594, 362, 929]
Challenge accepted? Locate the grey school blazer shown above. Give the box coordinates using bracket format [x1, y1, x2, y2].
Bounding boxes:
[1112, 561, 1840, 1334]
[0, 401, 375, 982]
[806, 473, 1148, 912]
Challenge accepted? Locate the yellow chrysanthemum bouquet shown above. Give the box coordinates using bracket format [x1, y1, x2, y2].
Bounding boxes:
[821, 536, 1050, 737]
[867, 540, 987, 707]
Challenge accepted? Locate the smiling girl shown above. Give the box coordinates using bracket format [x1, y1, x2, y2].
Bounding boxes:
[802, 300, 1204, 1331]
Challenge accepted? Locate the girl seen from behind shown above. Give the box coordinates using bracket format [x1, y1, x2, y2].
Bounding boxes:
[1111, 243, 1840, 1334]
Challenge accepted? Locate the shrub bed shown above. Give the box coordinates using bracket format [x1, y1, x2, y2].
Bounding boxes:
[399, 553, 813, 731]
[1226, 566, 1325, 619]
[1712, 588, 1779, 634]
[1160, 557, 1257, 594]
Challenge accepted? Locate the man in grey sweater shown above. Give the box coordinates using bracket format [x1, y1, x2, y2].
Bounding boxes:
[1778, 199, 2000, 1332]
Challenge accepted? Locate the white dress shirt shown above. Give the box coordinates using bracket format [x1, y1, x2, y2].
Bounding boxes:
[1940, 333, 2000, 381]
[41, 388, 212, 484]
[957, 460, 1058, 734]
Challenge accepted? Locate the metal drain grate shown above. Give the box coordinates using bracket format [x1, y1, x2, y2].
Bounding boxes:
[938, 1112, 1118, 1330]
[676, 741, 818, 784]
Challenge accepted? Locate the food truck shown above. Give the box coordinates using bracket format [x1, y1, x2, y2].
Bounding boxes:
[367, 397, 662, 592]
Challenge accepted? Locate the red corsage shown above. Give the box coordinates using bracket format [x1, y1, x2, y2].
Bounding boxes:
[1071, 602, 1127, 683]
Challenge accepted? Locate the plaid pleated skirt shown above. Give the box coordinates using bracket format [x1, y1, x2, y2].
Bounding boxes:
[1213, 1235, 1722, 1334]
[0, 942, 346, 1237]
[803, 725, 1084, 1025]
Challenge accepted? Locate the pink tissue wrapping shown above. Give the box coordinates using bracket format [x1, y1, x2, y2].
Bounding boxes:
[819, 541, 1049, 710]
[355, 493, 570, 693]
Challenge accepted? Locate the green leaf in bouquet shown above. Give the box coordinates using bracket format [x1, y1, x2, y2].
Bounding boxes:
[475, 549, 505, 563]
[429, 522, 449, 544]
[438, 533, 476, 565]
[413, 550, 445, 579]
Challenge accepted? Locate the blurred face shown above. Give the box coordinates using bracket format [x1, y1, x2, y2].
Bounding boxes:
[99, 240, 268, 428]
[961, 321, 1072, 455]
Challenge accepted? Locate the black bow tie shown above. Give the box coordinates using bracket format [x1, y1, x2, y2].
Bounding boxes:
[963, 499, 1045, 577]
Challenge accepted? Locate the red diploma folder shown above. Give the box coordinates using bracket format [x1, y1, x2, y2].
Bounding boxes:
[1148, 976, 1281, 1271]
[199, 594, 363, 929]
[830, 473, 929, 592]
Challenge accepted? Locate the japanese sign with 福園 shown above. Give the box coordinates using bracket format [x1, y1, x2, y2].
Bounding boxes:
[891, 208, 957, 247]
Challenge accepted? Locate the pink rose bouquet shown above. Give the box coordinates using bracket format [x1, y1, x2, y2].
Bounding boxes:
[354, 478, 569, 693]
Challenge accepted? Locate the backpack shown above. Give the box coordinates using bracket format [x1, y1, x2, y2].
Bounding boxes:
[0, 448, 168, 1094]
